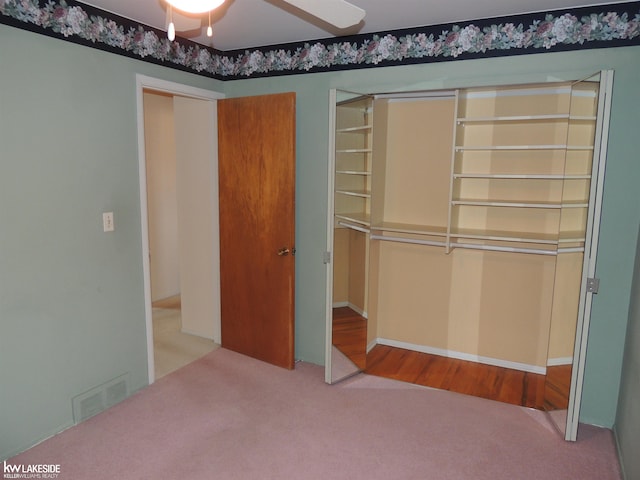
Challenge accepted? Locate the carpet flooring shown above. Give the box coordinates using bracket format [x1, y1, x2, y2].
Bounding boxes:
[8, 348, 621, 480]
[152, 307, 218, 378]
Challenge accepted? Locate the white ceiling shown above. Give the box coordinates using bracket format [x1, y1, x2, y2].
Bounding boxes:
[80, 0, 633, 51]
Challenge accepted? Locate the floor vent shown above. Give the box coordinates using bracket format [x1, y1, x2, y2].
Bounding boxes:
[72, 373, 130, 424]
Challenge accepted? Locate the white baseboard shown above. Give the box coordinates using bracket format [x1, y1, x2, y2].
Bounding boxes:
[180, 328, 215, 341]
[332, 302, 367, 319]
[374, 338, 547, 375]
[547, 357, 574, 367]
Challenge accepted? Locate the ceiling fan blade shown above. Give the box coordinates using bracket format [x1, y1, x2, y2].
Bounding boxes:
[282, 0, 365, 29]
[165, 8, 201, 32]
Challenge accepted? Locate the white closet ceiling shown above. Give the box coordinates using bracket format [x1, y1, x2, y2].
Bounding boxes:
[79, 0, 635, 51]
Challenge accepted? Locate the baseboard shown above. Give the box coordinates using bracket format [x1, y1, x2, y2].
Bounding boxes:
[180, 328, 215, 340]
[547, 357, 573, 366]
[332, 302, 367, 319]
[374, 338, 547, 375]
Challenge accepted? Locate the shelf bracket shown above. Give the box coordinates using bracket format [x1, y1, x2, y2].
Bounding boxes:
[586, 277, 600, 294]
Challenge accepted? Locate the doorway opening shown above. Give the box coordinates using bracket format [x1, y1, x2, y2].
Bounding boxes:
[136, 75, 224, 384]
[151, 295, 218, 378]
[325, 72, 614, 441]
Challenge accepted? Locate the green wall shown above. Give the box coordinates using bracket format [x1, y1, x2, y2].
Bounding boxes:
[615, 224, 640, 480]
[0, 25, 224, 460]
[1, 21, 638, 460]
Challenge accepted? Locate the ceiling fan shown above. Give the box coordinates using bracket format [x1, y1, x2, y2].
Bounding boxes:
[165, 0, 366, 41]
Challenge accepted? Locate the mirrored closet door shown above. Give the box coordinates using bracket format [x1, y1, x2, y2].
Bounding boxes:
[325, 71, 613, 441]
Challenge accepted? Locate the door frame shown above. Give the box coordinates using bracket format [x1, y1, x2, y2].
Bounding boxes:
[135, 74, 224, 384]
[565, 69, 614, 440]
[324, 89, 337, 383]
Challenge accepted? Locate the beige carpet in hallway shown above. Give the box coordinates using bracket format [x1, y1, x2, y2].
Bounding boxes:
[152, 297, 218, 378]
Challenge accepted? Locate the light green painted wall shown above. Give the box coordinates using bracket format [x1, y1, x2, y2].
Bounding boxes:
[1, 21, 639, 460]
[223, 46, 640, 429]
[0, 25, 224, 460]
[615, 224, 640, 480]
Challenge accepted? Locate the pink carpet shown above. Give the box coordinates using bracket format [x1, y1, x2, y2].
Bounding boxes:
[8, 348, 621, 479]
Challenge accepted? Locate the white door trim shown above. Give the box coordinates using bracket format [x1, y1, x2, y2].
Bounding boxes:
[135, 74, 224, 385]
[565, 69, 614, 440]
[325, 89, 337, 384]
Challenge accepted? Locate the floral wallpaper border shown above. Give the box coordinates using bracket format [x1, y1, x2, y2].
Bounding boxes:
[1, 0, 639, 80]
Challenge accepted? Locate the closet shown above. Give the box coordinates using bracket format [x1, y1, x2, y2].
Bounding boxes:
[326, 72, 613, 441]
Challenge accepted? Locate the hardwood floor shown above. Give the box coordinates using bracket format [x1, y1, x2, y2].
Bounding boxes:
[332, 307, 367, 370]
[332, 307, 570, 410]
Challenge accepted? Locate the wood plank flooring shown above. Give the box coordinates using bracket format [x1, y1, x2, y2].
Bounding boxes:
[332, 307, 570, 410]
[332, 307, 368, 370]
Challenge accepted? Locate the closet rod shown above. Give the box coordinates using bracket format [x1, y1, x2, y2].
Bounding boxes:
[452, 243, 558, 256]
[370, 234, 446, 248]
[338, 221, 370, 234]
[370, 235, 585, 256]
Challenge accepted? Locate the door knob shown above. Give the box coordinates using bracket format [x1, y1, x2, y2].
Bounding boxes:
[277, 247, 290, 256]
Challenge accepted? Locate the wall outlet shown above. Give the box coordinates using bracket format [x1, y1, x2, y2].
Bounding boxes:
[103, 212, 114, 232]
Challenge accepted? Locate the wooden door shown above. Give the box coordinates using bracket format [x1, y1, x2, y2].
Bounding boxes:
[217, 93, 296, 369]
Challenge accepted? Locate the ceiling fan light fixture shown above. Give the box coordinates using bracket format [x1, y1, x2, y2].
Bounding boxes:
[165, 0, 226, 15]
[207, 10, 213, 37]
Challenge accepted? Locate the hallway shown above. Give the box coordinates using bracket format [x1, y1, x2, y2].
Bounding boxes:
[152, 296, 218, 378]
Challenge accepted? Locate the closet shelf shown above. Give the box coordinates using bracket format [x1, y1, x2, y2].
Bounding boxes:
[569, 115, 597, 121]
[336, 148, 373, 153]
[370, 234, 446, 248]
[335, 212, 370, 226]
[335, 189, 371, 198]
[566, 145, 595, 150]
[337, 125, 372, 133]
[456, 114, 597, 124]
[334, 94, 372, 245]
[337, 220, 370, 234]
[448, 242, 568, 256]
[336, 170, 371, 176]
[448, 228, 586, 245]
[452, 173, 591, 180]
[451, 199, 589, 208]
[457, 114, 569, 123]
[455, 144, 568, 151]
[370, 222, 447, 237]
[368, 234, 586, 255]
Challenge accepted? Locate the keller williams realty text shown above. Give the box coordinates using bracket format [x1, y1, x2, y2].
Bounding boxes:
[3, 462, 61, 479]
